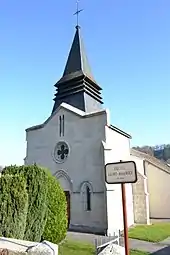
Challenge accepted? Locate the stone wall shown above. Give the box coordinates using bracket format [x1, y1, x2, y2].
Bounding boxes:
[0, 238, 58, 255]
[0, 250, 26, 255]
[132, 171, 150, 224]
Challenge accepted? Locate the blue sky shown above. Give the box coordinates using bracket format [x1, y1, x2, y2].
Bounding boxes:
[0, 0, 169, 166]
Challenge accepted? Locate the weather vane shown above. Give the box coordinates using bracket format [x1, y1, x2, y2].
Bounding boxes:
[73, 0, 83, 27]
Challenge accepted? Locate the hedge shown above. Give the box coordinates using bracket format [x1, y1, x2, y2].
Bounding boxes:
[0, 174, 28, 239]
[2, 164, 48, 242]
[42, 170, 68, 244]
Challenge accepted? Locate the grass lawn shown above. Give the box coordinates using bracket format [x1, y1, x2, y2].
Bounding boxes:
[59, 240, 94, 255]
[131, 251, 149, 255]
[59, 240, 149, 255]
[128, 222, 170, 242]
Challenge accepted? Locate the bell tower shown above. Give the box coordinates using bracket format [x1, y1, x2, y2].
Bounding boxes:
[52, 24, 103, 114]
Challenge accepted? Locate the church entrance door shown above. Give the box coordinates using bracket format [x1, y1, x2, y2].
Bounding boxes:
[64, 191, 70, 228]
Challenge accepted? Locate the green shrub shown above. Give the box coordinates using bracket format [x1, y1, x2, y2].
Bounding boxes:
[2, 164, 48, 242]
[0, 174, 28, 239]
[42, 170, 67, 244]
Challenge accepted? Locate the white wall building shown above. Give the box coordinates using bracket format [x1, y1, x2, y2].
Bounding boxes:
[131, 149, 170, 223]
[25, 25, 135, 234]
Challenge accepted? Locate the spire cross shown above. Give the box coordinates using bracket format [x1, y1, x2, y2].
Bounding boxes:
[73, 0, 83, 27]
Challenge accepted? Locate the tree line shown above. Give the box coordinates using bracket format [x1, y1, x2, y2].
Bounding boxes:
[133, 144, 170, 163]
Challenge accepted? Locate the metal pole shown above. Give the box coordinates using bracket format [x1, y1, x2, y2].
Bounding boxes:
[121, 183, 129, 255]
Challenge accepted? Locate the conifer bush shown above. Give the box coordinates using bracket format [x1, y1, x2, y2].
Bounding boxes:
[2, 164, 68, 244]
[42, 170, 67, 244]
[0, 174, 28, 239]
[2, 164, 48, 242]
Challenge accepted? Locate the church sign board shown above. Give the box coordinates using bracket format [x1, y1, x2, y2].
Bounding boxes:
[105, 161, 137, 184]
[105, 161, 137, 255]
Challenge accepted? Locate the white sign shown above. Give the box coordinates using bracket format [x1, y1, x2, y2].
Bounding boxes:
[105, 161, 137, 184]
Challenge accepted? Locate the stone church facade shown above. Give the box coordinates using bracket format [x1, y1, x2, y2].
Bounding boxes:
[25, 25, 135, 234]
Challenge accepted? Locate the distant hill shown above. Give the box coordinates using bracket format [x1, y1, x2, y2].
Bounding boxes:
[132, 144, 170, 164]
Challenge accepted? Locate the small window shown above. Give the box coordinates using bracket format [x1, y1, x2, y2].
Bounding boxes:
[62, 115, 65, 136]
[59, 115, 65, 137]
[59, 115, 62, 136]
[86, 186, 91, 211]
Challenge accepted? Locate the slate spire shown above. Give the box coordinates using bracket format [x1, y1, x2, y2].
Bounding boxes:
[63, 25, 94, 81]
[52, 26, 103, 114]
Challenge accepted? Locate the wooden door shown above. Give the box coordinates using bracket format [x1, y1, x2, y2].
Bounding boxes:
[64, 191, 70, 228]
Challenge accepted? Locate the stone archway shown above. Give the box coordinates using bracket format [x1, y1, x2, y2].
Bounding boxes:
[55, 169, 73, 191]
[55, 170, 73, 227]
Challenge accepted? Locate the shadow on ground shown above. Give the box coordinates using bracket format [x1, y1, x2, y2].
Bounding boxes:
[151, 246, 170, 255]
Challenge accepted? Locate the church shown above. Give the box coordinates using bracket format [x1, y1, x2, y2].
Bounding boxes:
[25, 24, 135, 235]
[25, 23, 155, 234]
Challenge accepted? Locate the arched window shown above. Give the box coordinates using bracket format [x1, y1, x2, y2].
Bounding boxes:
[80, 181, 93, 211]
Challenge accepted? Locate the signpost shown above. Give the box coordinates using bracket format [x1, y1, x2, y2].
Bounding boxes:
[105, 161, 137, 255]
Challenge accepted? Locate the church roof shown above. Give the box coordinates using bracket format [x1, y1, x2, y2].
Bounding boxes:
[131, 149, 170, 174]
[61, 25, 95, 82]
[26, 102, 106, 132]
[109, 125, 132, 139]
